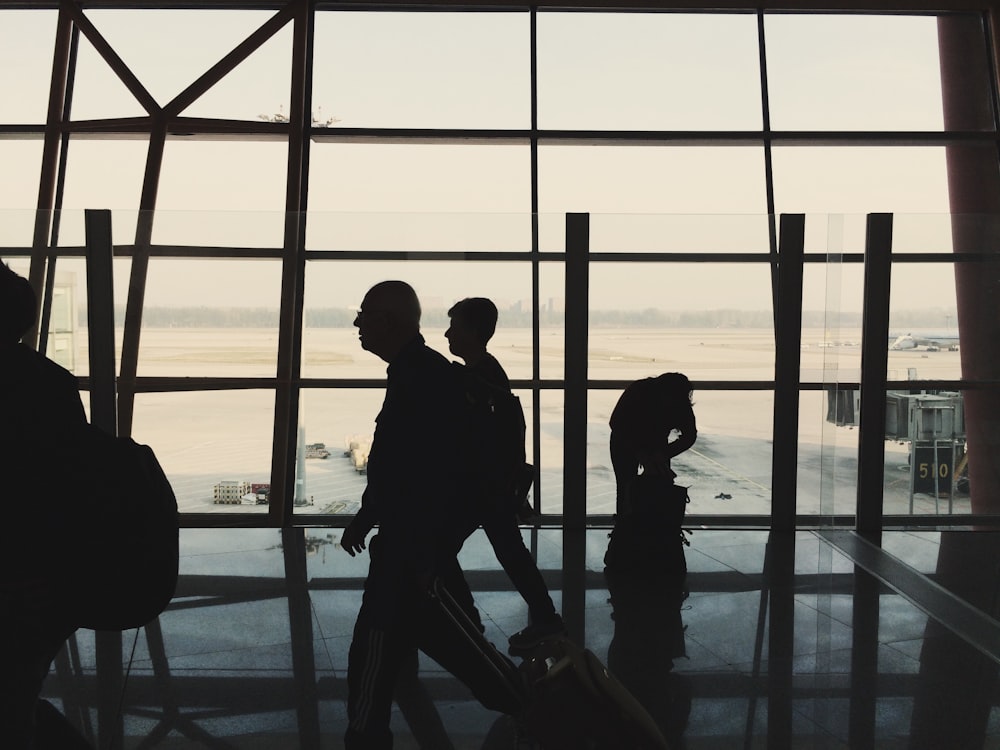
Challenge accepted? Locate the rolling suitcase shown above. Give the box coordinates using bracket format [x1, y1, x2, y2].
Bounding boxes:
[517, 638, 671, 750]
[417, 577, 528, 717]
[421, 578, 670, 749]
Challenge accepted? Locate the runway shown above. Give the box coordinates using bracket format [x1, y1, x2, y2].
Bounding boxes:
[76, 325, 966, 520]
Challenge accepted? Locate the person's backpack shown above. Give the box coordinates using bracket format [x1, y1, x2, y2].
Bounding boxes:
[604, 475, 689, 580]
[46, 424, 180, 631]
[453, 362, 533, 513]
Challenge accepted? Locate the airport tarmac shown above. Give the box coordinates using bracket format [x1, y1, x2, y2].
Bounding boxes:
[75, 325, 967, 520]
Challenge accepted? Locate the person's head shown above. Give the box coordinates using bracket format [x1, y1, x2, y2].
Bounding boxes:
[353, 280, 422, 362]
[445, 297, 497, 363]
[0, 262, 37, 345]
[655, 372, 694, 406]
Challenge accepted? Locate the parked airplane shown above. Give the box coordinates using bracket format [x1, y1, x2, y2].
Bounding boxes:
[889, 332, 960, 351]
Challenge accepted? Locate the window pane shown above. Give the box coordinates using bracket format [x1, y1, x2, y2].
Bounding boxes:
[298, 389, 380, 516]
[0, 207, 39, 251]
[588, 262, 776, 382]
[802, 387, 860, 519]
[157, 142, 289, 236]
[538, 12, 762, 130]
[62, 138, 150, 212]
[538, 146, 768, 239]
[677, 390, 774, 515]
[771, 147, 950, 216]
[305, 212, 532, 254]
[538, 260, 566, 382]
[307, 143, 531, 217]
[2, 141, 44, 216]
[303, 259, 534, 380]
[0, 10, 57, 124]
[542, 212, 772, 255]
[801, 258, 865, 379]
[132, 390, 275, 514]
[765, 14, 946, 131]
[135, 259, 282, 378]
[314, 11, 530, 129]
[889, 262, 962, 381]
[150, 209, 286, 249]
[589, 389, 774, 516]
[538, 390, 565, 515]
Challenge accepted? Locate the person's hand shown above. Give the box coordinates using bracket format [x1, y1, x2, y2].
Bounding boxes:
[340, 521, 368, 556]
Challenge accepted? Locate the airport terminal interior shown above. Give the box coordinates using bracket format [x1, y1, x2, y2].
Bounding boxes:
[4, 1, 1000, 747]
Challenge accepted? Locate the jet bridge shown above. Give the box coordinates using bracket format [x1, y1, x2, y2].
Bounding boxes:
[827, 388, 966, 512]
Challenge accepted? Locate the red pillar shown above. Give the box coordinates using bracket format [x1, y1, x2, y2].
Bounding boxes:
[938, 13, 1000, 513]
[906, 17, 1000, 748]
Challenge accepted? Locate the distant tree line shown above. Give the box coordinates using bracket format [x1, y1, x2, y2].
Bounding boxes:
[90, 305, 956, 329]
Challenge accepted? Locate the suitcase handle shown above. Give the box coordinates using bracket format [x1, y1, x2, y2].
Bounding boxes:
[426, 577, 528, 712]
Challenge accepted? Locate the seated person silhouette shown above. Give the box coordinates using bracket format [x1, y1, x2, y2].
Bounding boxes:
[444, 297, 566, 654]
[1, 261, 92, 748]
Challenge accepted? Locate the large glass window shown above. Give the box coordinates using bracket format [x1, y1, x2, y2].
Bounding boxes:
[61, 139, 150, 213]
[2, 5, 996, 531]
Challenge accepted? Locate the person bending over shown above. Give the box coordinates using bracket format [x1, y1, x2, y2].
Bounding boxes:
[609, 372, 697, 517]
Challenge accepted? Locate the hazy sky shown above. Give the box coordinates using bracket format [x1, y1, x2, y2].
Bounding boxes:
[0, 8, 968, 313]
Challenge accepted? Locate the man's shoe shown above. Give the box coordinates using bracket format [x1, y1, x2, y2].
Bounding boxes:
[507, 617, 567, 655]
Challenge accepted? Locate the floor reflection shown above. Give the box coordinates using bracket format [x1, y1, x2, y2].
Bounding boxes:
[605, 559, 691, 748]
[36, 529, 1000, 749]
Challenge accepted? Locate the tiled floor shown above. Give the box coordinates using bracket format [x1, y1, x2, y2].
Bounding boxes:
[40, 527, 1000, 749]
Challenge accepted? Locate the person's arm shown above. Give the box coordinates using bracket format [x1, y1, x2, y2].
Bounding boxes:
[664, 409, 697, 459]
[639, 409, 696, 476]
[341, 487, 377, 556]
